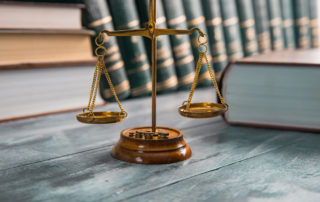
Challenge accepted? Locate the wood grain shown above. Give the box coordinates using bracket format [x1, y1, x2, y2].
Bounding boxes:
[0, 88, 318, 201]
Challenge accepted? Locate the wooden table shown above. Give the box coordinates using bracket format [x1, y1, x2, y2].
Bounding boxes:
[0, 89, 320, 201]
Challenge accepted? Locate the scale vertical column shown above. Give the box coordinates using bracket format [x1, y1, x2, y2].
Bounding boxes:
[150, 0, 157, 132]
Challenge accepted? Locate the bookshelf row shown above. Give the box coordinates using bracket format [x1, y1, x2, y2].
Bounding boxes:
[83, 0, 319, 102]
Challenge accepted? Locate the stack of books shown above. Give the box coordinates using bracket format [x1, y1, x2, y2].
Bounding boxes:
[82, 0, 319, 103]
[0, 1, 103, 122]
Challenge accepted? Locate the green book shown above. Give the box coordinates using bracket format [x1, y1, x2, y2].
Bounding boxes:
[309, 0, 319, 48]
[236, 0, 259, 56]
[83, 0, 130, 102]
[108, 0, 152, 97]
[293, 0, 311, 49]
[162, 0, 196, 90]
[201, 0, 228, 80]
[135, 0, 178, 94]
[280, 0, 296, 49]
[219, 0, 244, 61]
[267, 0, 285, 50]
[183, 0, 212, 86]
[252, 0, 272, 53]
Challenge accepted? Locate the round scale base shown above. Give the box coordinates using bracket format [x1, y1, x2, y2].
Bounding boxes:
[111, 126, 192, 164]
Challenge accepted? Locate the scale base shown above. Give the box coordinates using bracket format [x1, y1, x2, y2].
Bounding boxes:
[111, 126, 192, 164]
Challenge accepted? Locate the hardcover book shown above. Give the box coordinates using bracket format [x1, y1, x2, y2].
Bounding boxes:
[83, 0, 130, 101]
[201, 0, 228, 80]
[0, 62, 104, 122]
[252, 0, 272, 53]
[0, 29, 94, 65]
[309, 0, 319, 48]
[236, 0, 259, 56]
[280, 0, 296, 49]
[108, 0, 152, 97]
[219, 0, 244, 61]
[221, 49, 320, 132]
[267, 0, 285, 50]
[136, 0, 178, 93]
[0, 1, 83, 30]
[162, 0, 196, 90]
[183, 0, 212, 86]
[293, 0, 311, 49]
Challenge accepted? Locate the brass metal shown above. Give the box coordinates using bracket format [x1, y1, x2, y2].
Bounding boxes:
[178, 34, 228, 118]
[99, 0, 206, 131]
[76, 38, 127, 124]
[76, 111, 127, 124]
[178, 103, 228, 118]
[77, 0, 227, 164]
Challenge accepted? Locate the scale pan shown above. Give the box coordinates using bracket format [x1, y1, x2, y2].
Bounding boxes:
[76, 111, 127, 124]
[178, 102, 228, 118]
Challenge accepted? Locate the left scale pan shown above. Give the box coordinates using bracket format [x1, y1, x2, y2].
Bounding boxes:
[76, 111, 127, 124]
[76, 34, 128, 125]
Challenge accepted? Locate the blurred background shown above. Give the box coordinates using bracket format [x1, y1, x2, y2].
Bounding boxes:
[0, 0, 319, 122]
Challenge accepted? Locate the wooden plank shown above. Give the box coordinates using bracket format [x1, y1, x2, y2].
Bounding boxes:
[0, 89, 216, 170]
[0, 123, 307, 201]
[128, 135, 320, 202]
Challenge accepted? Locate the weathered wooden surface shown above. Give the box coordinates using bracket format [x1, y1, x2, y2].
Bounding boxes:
[0, 88, 319, 201]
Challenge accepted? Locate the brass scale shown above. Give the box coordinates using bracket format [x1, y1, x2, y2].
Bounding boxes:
[76, 0, 228, 164]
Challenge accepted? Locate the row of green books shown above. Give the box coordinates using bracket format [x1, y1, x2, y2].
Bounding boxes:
[82, 0, 319, 102]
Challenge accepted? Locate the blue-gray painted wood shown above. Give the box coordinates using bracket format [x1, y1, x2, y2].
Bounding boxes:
[0, 88, 319, 202]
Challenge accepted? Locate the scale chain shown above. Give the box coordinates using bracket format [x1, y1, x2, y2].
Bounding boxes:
[86, 59, 99, 114]
[185, 34, 226, 111]
[85, 32, 127, 116]
[101, 57, 126, 114]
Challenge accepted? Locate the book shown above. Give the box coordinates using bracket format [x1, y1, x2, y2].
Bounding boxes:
[280, 0, 296, 49]
[267, 0, 285, 50]
[201, 0, 228, 80]
[293, 0, 311, 49]
[162, 0, 196, 90]
[83, 0, 130, 101]
[182, 0, 212, 86]
[108, 0, 152, 97]
[0, 62, 105, 122]
[0, 29, 95, 66]
[252, 0, 272, 53]
[0, 1, 83, 30]
[308, 0, 319, 48]
[136, 0, 178, 94]
[221, 49, 320, 132]
[235, 0, 259, 56]
[219, 0, 244, 61]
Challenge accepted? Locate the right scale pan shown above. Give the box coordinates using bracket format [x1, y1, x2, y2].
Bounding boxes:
[178, 103, 228, 118]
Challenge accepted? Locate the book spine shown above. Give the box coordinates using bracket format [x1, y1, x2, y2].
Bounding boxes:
[136, 0, 178, 93]
[267, 0, 285, 50]
[202, 0, 228, 80]
[280, 0, 296, 49]
[293, 0, 311, 49]
[219, 0, 244, 61]
[252, 0, 272, 53]
[309, 0, 319, 48]
[162, 0, 195, 90]
[83, 0, 130, 102]
[236, 0, 259, 56]
[108, 0, 152, 97]
[183, 0, 212, 85]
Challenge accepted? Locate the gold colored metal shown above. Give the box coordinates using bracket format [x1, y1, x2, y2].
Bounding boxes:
[178, 34, 228, 118]
[98, 0, 206, 132]
[179, 103, 228, 118]
[77, 111, 127, 124]
[76, 34, 127, 124]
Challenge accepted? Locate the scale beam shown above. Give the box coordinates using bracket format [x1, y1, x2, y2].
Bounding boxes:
[100, 27, 204, 39]
[99, 1, 206, 133]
